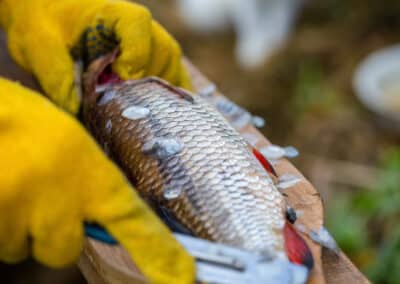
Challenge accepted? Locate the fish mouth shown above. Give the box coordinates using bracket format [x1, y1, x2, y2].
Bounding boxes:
[82, 48, 121, 107]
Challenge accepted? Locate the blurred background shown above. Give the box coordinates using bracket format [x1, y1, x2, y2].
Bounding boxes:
[2, 0, 400, 283]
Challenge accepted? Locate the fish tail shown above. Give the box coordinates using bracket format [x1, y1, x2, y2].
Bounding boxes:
[284, 221, 314, 270]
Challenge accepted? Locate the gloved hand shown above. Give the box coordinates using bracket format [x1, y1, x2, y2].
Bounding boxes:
[0, 78, 195, 284]
[0, 0, 192, 114]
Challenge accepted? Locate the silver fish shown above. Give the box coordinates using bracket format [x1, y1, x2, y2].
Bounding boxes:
[82, 52, 312, 268]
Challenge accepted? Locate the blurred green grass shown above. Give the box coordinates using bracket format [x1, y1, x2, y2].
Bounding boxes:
[327, 148, 400, 283]
[292, 61, 342, 118]
[291, 47, 400, 283]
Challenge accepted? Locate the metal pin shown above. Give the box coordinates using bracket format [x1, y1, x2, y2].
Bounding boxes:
[163, 186, 183, 200]
[143, 137, 183, 159]
[242, 133, 260, 146]
[309, 226, 340, 254]
[283, 146, 299, 158]
[122, 106, 150, 120]
[213, 97, 253, 129]
[97, 89, 116, 106]
[260, 145, 299, 160]
[231, 113, 252, 129]
[260, 145, 285, 160]
[251, 116, 266, 128]
[198, 84, 217, 97]
[277, 174, 302, 190]
[95, 84, 112, 93]
[216, 98, 238, 116]
[105, 120, 112, 134]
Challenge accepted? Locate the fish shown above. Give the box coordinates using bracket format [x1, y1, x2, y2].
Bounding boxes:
[82, 50, 313, 273]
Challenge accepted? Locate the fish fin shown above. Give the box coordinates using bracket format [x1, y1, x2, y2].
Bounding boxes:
[252, 147, 277, 176]
[284, 221, 314, 270]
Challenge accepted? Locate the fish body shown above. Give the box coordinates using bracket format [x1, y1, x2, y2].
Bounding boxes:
[82, 53, 311, 267]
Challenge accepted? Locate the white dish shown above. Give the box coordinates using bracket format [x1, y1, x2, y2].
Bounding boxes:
[353, 45, 400, 128]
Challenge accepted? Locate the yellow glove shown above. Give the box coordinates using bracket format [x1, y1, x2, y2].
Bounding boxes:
[0, 78, 195, 284]
[0, 0, 192, 114]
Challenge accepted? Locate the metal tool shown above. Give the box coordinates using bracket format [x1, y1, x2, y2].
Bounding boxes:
[84, 224, 308, 284]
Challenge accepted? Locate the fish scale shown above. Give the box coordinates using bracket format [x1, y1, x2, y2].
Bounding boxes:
[84, 76, 287, 260]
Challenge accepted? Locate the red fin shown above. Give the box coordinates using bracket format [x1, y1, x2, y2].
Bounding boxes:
[252, 148, 277, 176]
[284, 221, 314, 270]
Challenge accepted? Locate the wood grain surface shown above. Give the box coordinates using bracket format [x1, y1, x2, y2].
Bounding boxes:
[0, 31, 369, 284]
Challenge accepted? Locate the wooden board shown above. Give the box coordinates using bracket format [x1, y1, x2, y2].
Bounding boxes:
[78, 239, 148, 284]
[186, 60, 370, 284]
[186, 60, 324, 284]
[0, 31, 369, 284]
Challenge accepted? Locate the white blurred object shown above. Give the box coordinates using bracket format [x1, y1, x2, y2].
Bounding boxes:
[353, 45, 400, 132]
[177, 0, 303, 68]
[178, 0, 231, 32]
